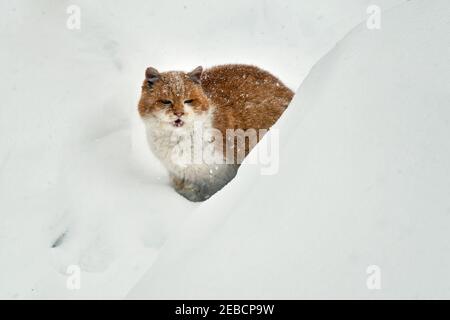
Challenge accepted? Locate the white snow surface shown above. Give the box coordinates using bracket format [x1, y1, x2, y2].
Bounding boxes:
[128, 0, 450, 299]
[2, 0, 449, 299]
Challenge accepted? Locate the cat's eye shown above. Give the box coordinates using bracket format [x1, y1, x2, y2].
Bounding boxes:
[159, 99, 172, 105]
[184, 99, 194, 104]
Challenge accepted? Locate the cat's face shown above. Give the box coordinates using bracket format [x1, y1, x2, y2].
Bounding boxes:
[138, 66, 210, 130]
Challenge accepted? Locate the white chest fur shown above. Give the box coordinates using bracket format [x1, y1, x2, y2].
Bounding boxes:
[143, 111, 234, 185]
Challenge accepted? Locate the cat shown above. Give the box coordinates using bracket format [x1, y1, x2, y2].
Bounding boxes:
[138, 64, 293, 202]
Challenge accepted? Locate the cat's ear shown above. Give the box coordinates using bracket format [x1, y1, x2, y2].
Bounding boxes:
[145, 67, 160, 87]
[188, 66, 203, 84]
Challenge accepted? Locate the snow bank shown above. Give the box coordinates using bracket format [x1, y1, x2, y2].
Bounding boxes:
[0, 0, 407, 298]
[128, 0, 450, 299]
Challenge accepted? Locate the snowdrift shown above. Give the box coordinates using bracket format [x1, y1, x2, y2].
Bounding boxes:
[1, 0, 411, 299]
[128, 0, 450, 299]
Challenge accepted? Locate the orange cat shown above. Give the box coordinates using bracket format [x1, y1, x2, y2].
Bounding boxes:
[138, 64, 293, 201]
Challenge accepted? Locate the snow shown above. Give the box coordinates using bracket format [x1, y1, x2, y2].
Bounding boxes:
[3, 0, 447, 299]
[128, 0, 450, 299]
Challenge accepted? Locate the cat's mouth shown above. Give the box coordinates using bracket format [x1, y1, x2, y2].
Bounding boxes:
[173, 118, 184, 127]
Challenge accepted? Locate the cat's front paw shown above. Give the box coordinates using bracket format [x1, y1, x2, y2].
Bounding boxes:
[175, 184, 211, 202]
[171, 176, 211, 202]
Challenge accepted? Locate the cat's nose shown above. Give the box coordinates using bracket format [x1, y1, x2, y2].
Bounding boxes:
[174, 111, 184, 117]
